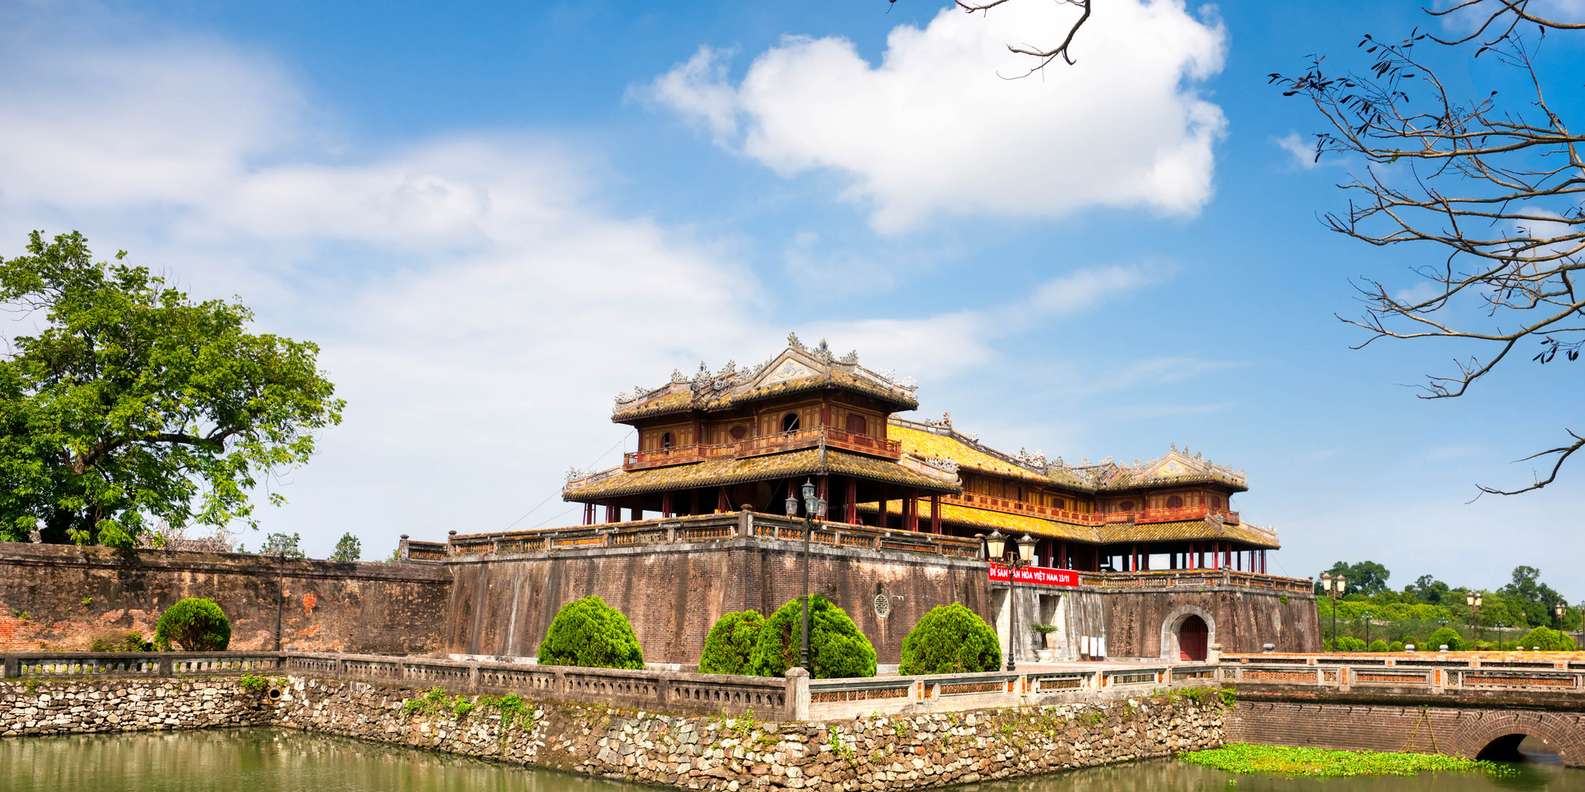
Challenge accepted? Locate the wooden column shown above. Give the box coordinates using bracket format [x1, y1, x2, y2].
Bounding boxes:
[845, 478, 858, 524]
[583, 503, 594, 525]
[1059, 541, 1068, 569]
[1261, 550, 1267, 574]
[878, 485, 888, 530]
[661, 493, 672, 519]
[904, 497, 917, 531]
[930, 494, 941, 534]
[1212, 542, 1220, 569]
[603, 504, 617, 523]
[716, 488, 729, 514]
[817, 476, 828, 518]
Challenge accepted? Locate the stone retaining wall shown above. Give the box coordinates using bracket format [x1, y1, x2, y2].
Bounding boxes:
[0, 678, 272, 736]
[0, 674, 1226, 790]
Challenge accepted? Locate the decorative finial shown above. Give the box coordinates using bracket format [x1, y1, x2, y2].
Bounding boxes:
[787, 331, 804, 351]
[941, 411, 952, 428]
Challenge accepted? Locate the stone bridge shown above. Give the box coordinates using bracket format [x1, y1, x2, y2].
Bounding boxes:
[1219, 653, 1585, 767]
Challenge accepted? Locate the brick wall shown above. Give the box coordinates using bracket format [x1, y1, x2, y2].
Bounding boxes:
[1227, 699, 1585, 765]
[0, 544, 451, 654]
[445, 538, 990, 664]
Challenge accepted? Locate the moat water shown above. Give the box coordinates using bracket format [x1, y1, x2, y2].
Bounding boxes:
[2, 730, 1580, 791]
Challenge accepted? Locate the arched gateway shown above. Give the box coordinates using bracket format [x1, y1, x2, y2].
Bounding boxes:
[1160, 606, 1215, 661]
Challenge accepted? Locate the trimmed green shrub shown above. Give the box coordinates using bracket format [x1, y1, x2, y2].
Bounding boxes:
[749, 594, 876, 679]
[536, 595, 644, 669]
[89, 630, 151, 652]
[1388, 640, 1405, 653]
[1517, 626, 1576, 651]
[1426, 627, 1464, 651]
[699, 610, 765, 675]
[1367, 639, 1389, 653]
[153, 598, 231, 651]
[1334, 636, 1366, 652]
[899, 603, 1001, 675]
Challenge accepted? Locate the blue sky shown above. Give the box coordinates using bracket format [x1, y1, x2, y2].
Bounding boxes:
[1, 1, 1580, 596]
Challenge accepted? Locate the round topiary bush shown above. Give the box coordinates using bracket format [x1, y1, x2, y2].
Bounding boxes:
[1366, 639, 1389, 653]
[899, 603, 1001, 675]
[699, 610, 765, 675]
[1334, 635, 1366, 652]
[1426, 626, 1464, 651]
[1517, 626, 1576, 651]
[1388, 640, 1406, 653]
[153, 598, 231, 651]
[748, 594, 876, 679]
[536, 595, 644, 669]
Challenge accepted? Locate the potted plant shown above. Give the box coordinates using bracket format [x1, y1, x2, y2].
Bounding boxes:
[1032, 623, 1058, 650]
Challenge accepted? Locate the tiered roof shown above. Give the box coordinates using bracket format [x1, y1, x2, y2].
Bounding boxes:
[890, 417, 1248, 493]
[564, 447, 957, 501]
[611, 334, 918, 423]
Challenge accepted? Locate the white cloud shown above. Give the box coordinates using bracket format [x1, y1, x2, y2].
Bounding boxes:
[1274, 131, 1318, 170]
[0, 17, 1171, 555]
[646, 0, 1227, 233]
[636, 46, 741, 145]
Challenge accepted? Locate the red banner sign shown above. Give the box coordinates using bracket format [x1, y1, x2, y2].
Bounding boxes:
[988, 563, 1079, 588]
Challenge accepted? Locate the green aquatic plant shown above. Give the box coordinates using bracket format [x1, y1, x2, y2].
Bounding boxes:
[1180, 744, 1516, 778]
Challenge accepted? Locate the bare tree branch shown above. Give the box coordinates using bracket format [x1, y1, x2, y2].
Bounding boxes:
[953, 0, 1092, 77]
[1273, 0, 1585, 494]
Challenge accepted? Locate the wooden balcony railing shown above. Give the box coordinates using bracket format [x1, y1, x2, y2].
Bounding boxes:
[948, 493, 1239, 527]
[622, 428, 902, 470]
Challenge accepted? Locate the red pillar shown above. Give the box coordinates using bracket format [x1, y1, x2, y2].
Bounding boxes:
[603, 504, 617, 523]
[1212, 542, 1220, 569]
[1261, 550, 1267, 573]
[583, 503, 594, 525]
[877, 485, 888, 529]
[930, 495, 941, 534]
[845, 478, 858, 524]
[716, 488, 729, 513]
[1059, 542, 1068, 569]
[904, 496, 918, 531]
[661, 493, 672, 519]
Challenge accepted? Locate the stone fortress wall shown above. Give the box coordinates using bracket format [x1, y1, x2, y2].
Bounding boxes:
[0, 544, 451, 654]
[0, 536, 1317, 663]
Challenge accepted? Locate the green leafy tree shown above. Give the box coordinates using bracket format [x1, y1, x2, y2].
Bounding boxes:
[537, 595, 644, 669]
[1403, 575, 1451, 605]
[1426, 626, 1464, 651]
[899, 603, 1001, 675]
[1499, 566, 1567, 628]
[259, 532, 304, 559]
[748, 594, 876, 680]
[330, 532, 361, 562]
[154, 597, 231, 651]
[1516, 626, 1576, 651]
[1315, 560, 1390, 598]
[0, 231, 343, 547]
[698, 610, 765, 675]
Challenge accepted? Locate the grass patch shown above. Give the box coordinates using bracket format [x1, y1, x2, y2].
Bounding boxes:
[1181, 744, 1515, 778]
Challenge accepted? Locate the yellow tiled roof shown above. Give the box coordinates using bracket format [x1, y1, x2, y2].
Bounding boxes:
[857, 500, 1099, 542]
[888, 423, 1053, 485]
[1099, 520, 1281, 549]
[856, 502, 1280, 548]
[564, 448, 958, 501]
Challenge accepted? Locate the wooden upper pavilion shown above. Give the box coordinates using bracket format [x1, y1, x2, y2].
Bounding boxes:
[563, 335, 1280, 573]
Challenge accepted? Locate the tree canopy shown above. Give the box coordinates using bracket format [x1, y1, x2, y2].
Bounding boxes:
[0, 231, 343, 547]
[1316, 560, 1391, 598]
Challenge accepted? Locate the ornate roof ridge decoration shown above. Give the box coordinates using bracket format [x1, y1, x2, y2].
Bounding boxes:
[611, 335, 919, 420]
[887, 418, 1249, 493]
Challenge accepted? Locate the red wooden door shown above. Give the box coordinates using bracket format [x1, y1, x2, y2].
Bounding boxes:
[1178, 616, 1208, 661]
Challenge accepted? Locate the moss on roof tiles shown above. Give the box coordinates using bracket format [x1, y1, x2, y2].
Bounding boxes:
[1099, 519, 1280, 549]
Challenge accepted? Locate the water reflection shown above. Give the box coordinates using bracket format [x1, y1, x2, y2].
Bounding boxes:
[2, 730, 1580, 791]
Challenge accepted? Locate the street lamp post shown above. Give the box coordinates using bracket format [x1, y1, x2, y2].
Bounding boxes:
[1466, 591, 1483, 645]
[1320, 573, 1346, 649]
[1361, 609, 1373, 647]
[785, 479, 827, 672]
[984, 530, 1037, 671]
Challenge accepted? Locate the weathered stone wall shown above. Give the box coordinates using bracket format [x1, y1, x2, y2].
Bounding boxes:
[0, 544, 452, 654]
[0, 678, 273, 736]
[1092, 587, 1320, 657]
[274, 676, 1225, 789]
[0, 673, 1225, 790]
[1227, 699, 1585, 767]
[446, 539, 991, 664]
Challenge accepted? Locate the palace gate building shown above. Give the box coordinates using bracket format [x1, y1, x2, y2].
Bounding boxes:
[439, 336, 1319, 666]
